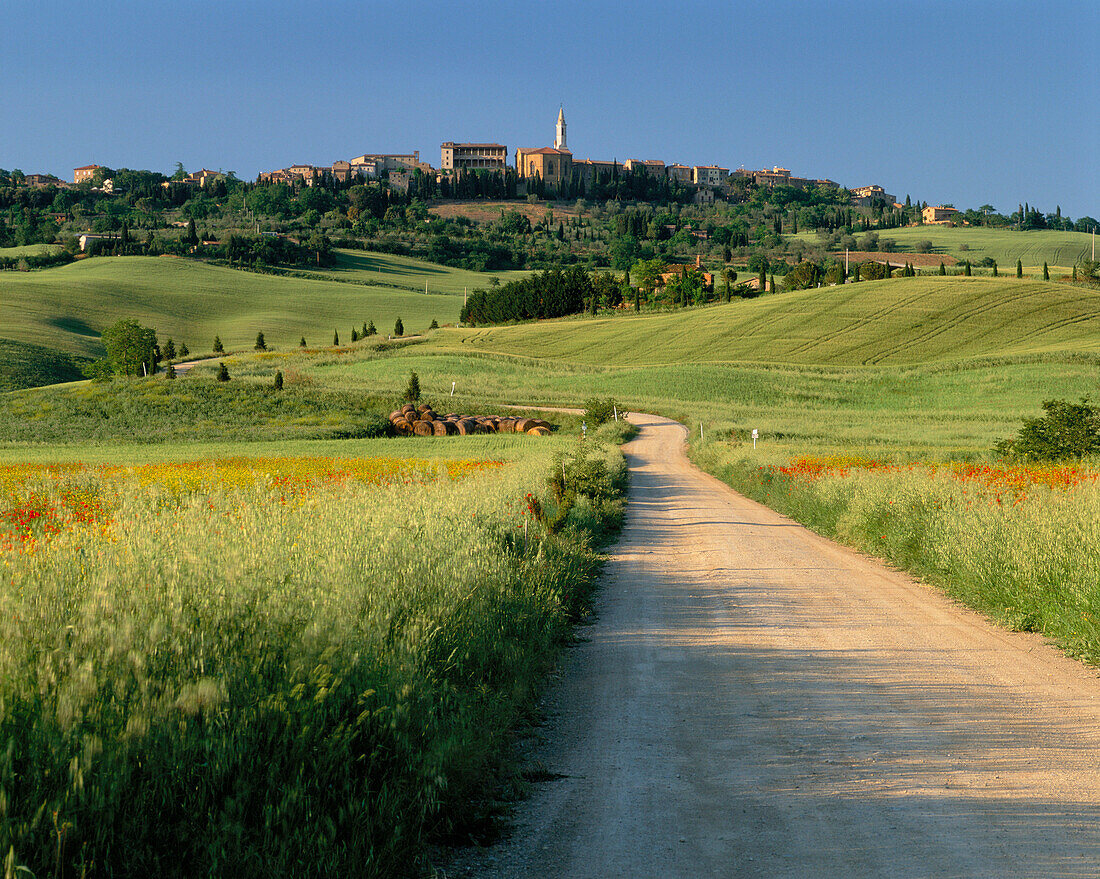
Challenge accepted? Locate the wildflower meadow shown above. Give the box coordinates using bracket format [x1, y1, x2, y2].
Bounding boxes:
[0, 443, 626, 877]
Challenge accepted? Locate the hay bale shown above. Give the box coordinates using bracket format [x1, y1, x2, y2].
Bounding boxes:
[514, 418, 535, 433]
[432, 421, 451, 436]
[413, 421, 434, 437]
[527, 426, 552, 437]
[389, 410, 404, 422]
[392, 418, 412, 434]
[417, 403, 431, 414]
[454, 419, 472, 435]
[530, 419, 552, 430]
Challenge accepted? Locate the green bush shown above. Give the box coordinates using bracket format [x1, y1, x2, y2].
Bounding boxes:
[995, 398, 1100, 461]
[583, 397, 621, 426]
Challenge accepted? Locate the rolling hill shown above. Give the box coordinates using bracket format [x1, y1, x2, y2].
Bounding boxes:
[434, 277, 1100, 366]
[0, 255, 474, 358]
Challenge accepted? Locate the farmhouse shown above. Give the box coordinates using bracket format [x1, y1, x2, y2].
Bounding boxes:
[692, 165, 729, 187]
[73, 164, 101, 184]
[923, 205, 960, 224]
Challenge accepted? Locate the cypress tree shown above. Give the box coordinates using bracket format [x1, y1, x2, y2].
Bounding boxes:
[299, 336, 307, 347]
[1016, 259, 1023, 278]
[1043, 262, 1050, 280]
[992, 262, 998, 277]
[179, 342, 189, 358]
[274, 370, 283, 390]
[404, 370, 420, 403]
[429, 319, 439, 329]
[333, 329, 340, 346]
[217, 362, 229, 382]
[255, 331, 266, 350]
[394, 317, 404, 337]
[165, 338, 176, 360]
[351, 328, 359, 342]
[366, 320, 377, 336]
[362, 321, 369, 337]
[165, 361, 176, 380]
[939, 261, 946, 276]
[964, 261, 971, 276]
[213, 335, 224, 353]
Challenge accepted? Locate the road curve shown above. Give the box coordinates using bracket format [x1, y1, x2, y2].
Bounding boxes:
[447, 412, 1100, 878]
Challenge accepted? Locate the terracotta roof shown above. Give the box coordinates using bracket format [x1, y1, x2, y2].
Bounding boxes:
[74, 164, 100, 171]
[517, 147, 572, 156]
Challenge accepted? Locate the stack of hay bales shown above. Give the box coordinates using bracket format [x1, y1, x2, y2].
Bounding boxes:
[388, 404, 553, 437]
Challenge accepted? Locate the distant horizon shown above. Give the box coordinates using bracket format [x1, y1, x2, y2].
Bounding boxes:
[3, 0, 1097, 218]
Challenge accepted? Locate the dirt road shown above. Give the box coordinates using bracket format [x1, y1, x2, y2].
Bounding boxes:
[448, 412, 1100, 878]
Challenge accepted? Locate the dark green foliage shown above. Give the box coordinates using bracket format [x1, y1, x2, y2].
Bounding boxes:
[274, 370, 283, 390]
[365, 320, 377, 337]
[165, 338, 176, 360]
[351, 328, 359, 342]
[333, 329, 340, 346]
[939, 261, 947, 275]
[165, 362, 176, 379]
[964, 261, 971, 276]
[299, 336, 307, 347]
[1017, 258, 1023, 278]
[992, 262, 998, 277]
[995, 399, 1100, 461]
[255, 331, 266, 350]
[178, 342, 189, 358]
[217, 362, 230, 382]
[394, 318, 404, 337]
[429, 319, 439, 330]
[99, 318, 158, 377]
[1043, 262, 1050, 280]
[404, 370, 421, 404]
[460, 267, 594, 325]
[583, 398, 620, 426]
[213, 335, 224, 354]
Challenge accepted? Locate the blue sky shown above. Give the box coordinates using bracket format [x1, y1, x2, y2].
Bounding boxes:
[3, 0, 1097, 218]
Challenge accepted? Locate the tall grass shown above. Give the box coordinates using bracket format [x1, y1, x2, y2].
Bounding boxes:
[693, 446, 1100, 663]
[0, 445, 626, 877]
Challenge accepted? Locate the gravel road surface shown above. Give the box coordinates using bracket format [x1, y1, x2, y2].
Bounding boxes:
[445, 412, 1100, 878]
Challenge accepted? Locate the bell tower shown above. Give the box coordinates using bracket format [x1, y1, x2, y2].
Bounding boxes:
[554, 106, 567, 151]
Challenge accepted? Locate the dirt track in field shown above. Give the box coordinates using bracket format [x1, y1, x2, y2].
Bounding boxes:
[444, 412, 1100, 878]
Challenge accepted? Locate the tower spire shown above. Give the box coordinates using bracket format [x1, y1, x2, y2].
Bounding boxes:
[554, 105, 567, 151]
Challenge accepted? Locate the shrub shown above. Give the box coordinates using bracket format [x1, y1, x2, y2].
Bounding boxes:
[995, 398, 1100, 461]
[255, 331, 266, 350]
[179, 343, 189, 358]
[213, 335, 224, 354]
[217, 362, 230, 382]
[333, 329, 340, 346]
[365, 320, 377, 337]
[583, 398, 621, 426]
[274, 370, 283, 390]
[429, 319, 439, 330]
[299, 337, 307, 347]
[394, 317, 404, 337]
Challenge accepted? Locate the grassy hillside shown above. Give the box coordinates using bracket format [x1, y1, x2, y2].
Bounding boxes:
[0, 338, 89, 391]
[314, 249, 530, 293]
[434, 277, 1100, 366]
[0, 244, 64, 258]
[0, 256, 466, 358]
[787, 226, 1094, 270]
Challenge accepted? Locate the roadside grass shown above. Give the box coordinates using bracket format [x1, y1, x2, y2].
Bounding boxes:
[784, 226, 1094, 271]
[0, 437, 627, 877]
[692, 449, 1100, 663]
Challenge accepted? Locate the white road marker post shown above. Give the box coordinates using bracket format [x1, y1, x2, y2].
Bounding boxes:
[450, 381, 456, 397]
[752, 428, 758, 450]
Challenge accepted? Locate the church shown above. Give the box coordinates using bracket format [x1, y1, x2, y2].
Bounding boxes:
[515, 108, 573, 188]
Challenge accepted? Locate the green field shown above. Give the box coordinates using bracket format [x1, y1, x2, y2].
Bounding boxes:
[434, 277, 1100, 366]
[786, 226, 1095, 270]
[0, 253, 522, 359]
[0, 243, 64, 257]
[314, 248, 530, 294]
